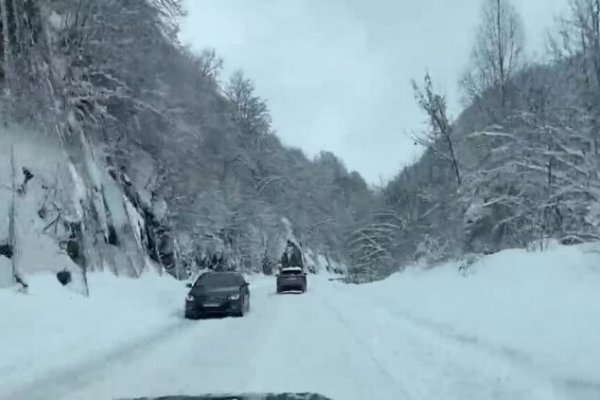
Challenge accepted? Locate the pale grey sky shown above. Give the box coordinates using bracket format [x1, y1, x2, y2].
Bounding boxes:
[179, 0, 568, 184]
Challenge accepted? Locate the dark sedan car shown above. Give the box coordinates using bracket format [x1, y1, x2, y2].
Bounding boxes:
[276, 267, 307, 293]
[185, 272, 250, 319]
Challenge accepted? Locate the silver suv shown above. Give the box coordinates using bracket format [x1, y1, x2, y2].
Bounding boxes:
[276, 267, 307, 293]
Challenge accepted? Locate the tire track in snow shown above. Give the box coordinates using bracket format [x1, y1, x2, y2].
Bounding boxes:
[56, 280, 282, 400]
[3, 317, 197, 400]
[330, 281, 538, 368]
[313, 290, 409, 395]
[323, 280, 560, 400]
[329, 281, 600, 400]
[242, 281, 407, 400]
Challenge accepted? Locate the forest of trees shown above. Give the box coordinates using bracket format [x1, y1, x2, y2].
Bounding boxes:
[357, 0, 600, 278]
[0, 0, 374, 287]
[2, 0, 600, 286]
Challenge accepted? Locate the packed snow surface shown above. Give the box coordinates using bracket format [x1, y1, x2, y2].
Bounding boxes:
[1, 244, 600, 400]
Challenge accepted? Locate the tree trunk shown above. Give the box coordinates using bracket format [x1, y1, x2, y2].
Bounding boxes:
[0, 0, 11, 85]
[496, 0, 505, 108]
[444, 129, 462, 187]
[8, 144, 15, 284]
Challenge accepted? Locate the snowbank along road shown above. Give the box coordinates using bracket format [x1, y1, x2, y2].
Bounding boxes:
[3, 271, 590, 400]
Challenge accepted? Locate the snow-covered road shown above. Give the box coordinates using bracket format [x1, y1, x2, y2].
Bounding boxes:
[3, 275, 574, 400]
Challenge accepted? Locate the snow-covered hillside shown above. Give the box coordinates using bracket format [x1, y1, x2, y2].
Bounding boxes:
[0, 123, 345, 293]
[2, 243, 599, 400]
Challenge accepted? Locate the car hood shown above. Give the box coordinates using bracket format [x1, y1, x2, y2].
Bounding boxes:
[121, 394, 333, 400]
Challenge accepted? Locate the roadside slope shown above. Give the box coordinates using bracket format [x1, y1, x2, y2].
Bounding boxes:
[338, 243, 600, 399]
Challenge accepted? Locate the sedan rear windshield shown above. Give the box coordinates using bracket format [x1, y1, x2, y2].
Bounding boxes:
[194, 273, 243, 287]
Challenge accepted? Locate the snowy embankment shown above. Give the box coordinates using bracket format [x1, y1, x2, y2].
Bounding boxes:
[337, 243, 600, 394]
[0, 271, 188, 395]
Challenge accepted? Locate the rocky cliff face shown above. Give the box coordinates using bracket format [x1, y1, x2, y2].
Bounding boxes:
[0, 126, 176, 292]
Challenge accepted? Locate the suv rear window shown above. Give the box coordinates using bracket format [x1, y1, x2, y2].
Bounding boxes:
[281, 269, 303, 275]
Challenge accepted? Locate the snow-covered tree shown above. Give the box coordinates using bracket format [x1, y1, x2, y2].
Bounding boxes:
[412, 73, 462, 187]
[462, 0, 524, 111]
